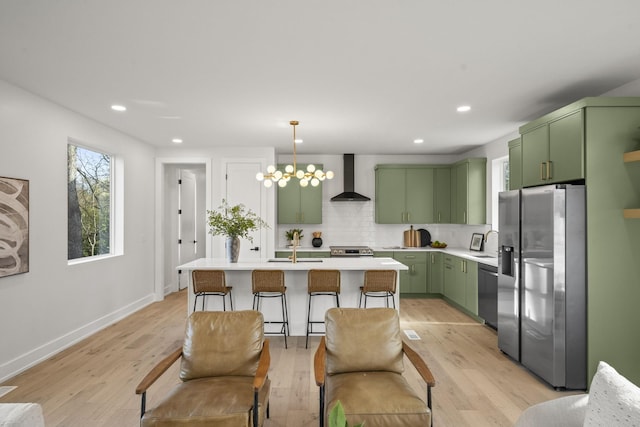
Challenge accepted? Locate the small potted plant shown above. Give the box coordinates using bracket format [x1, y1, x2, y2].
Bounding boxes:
[285, 228, 303, 247]
[207, 199, 269, 262]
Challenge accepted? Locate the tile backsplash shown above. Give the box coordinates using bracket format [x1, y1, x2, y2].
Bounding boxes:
[277, 200, 496, 252]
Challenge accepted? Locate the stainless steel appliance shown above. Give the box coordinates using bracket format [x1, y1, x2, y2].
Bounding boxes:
[498, 184, 586, 389]
[329, 246, 374, 257]
[478, 263, 498, 329]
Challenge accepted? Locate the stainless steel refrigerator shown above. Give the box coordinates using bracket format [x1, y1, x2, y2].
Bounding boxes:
[498, 184, 586, 390]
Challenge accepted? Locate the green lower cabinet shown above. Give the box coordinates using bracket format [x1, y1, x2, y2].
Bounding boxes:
[428, 252, 443, 294]
[394, 252, 428, 295]
[464, 260, 478, 315]
[373, 251, 394, 258]
[443, 255, 478, 315]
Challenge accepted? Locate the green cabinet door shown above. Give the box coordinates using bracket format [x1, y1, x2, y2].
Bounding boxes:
[548, 110, 584, 183]
[434, 167, 451, 223]
[406, 168, 434, 223]
[452, 159, 486, 224]
[508, 138, 522, 190]
[464, 259, 478, 315]
[521, 124, 549, 187]
[375, 168, 406, 223]
[443, 255, 465, 305]
[429, 252, 443, 294]
[277, 164, 323, 224]
[455, 162, 468, 224]
[395, 252, 428, 294]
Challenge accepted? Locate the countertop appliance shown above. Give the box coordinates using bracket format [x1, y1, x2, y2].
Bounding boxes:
[498, 184, 586, 389]
[330, 246, 374, 257]
[478, 263, 498, 329]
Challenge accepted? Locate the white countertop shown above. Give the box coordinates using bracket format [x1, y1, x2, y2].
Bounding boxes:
[177, 257, 409, 271]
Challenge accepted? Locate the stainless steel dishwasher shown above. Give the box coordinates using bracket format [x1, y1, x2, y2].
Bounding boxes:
[478, 263, 498, 329]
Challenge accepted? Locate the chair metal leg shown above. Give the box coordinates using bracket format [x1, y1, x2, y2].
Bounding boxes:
[281, 293, 289, 349]
[253, 390, 259, 427]
[229, 290, 234, 311]
[140, 391, 146, 419]
[319, 384, 325, 427]
[306, 293, 312, 349]
[193, 295, 198, 312]
[202, 294, 206, 311]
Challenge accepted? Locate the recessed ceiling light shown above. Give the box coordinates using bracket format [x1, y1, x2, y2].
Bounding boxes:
[457, 105, 471, 112]
[111, 104, 127, 112]
[172, 138, 183, 144]
[414, 139, 424, 144]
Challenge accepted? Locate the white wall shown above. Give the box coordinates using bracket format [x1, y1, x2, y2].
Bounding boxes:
[0, 79, 156, 382]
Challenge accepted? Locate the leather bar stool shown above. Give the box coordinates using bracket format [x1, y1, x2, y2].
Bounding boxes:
[252, 270, 290, 348]
[358, 270, 397, 309]
[305, 269, 341, 349]
[192, 270, 234, 312]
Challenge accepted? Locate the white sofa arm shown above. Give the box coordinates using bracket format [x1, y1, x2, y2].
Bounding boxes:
[0, 403, 45, 427]
[514, 394, 588, 427]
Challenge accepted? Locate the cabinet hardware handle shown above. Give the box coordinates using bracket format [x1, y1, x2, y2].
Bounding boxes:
[540, 162, 544, 180]
[547, 160, 552, 180]
[438, 212, 441, 222]
[406, 255, 415, 259]
[463, 211, 466, 223]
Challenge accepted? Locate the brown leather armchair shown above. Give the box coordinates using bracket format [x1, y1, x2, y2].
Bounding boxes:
[314, 307, 435, 427]
[135, 310, 270, 427]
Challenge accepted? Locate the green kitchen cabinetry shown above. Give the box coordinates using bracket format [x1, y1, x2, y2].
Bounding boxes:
[375, 165, 434, 224]
[443, 254, 478, 314]
[277, 164, 323, 224]
[508, 138, 522, 190]
[428, 251, 443, 294]
[451, 158, 486, 224]
[373, 251, 394, 258]
[394, 251, 428, 295]
[434, 167, 451, 223]
[519, 97, 640, 385]
[520, 110, 584, 187]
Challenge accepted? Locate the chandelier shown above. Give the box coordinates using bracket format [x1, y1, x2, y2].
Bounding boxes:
[256, 120, 334, 188]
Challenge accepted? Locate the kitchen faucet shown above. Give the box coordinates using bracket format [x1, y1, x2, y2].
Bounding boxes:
[288, 231, 299, 263]
[484, 229, 499, 242]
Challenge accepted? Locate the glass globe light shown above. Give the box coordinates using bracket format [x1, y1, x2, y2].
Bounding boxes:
[296, 169, 305, 179]
[314, 170, 323, 178]
[300, 179, 309, 187]
[307, 164, 316, 173]
[256, 172, 264, 181]
[311, 178, 320, 187]
[274, 170, 283, 180]
[285, 164, 294, 173]
[264, 180, 273, 188]
[278, 179, 287, 187]
[267, 165, 276, 174]
[326, 171, 334, 180]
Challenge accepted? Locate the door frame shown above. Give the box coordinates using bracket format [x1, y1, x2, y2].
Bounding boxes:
[155, 157, 211, 301]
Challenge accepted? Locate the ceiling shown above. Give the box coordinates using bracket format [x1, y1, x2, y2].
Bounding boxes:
[2, 1, 640, 155]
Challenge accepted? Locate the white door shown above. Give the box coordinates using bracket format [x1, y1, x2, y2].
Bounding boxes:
[225, 162, 264, 260]
[178, 168, 206, 289]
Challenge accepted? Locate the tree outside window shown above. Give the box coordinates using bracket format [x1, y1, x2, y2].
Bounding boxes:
[67, 144, 112, 260]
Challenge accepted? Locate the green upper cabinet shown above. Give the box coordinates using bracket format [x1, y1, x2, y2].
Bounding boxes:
[521, 109, 584, 187]
[277, 164, 323, 224]
[434, 167, 451, 223]
[375, 165, 434, 224]
[508, 138, 522, 190]
[452, 158, 486, 224]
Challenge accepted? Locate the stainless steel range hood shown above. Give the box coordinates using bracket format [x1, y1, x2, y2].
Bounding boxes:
[330, 154, 371, 201]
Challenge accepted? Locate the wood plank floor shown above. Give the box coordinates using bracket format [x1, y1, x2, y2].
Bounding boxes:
[0, 290, 580, 426]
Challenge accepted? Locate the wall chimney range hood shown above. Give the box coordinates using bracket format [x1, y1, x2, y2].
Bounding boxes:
[330, 154, 371, 201]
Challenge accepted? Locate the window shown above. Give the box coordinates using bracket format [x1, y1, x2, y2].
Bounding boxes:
[67, 143, 113, 260]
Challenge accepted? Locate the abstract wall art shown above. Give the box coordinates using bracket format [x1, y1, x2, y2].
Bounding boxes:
[0, 176, 29, 278]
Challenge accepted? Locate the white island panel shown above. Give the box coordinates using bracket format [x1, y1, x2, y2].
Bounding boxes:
[177, 257, 408, 336]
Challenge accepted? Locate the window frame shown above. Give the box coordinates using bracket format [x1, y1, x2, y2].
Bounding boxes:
[67, 140, 123, 265]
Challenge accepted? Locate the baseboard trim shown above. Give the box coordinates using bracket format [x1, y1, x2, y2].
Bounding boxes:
[0, 294, 155, 383]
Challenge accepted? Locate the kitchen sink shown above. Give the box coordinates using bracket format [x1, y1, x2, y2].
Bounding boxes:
[267, 259, 324, 263]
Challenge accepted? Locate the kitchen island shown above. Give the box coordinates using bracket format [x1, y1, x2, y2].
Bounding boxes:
[176, 257, 408, 336]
